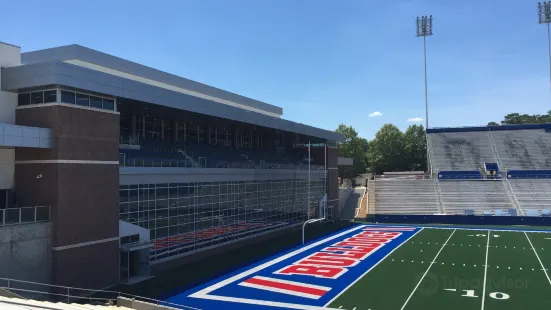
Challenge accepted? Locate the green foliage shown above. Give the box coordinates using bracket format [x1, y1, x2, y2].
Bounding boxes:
[488, 110, 551, 125]
[336, 124, 368, 179]
[367, 124, 426, 174]
[336, 123, 427, 178]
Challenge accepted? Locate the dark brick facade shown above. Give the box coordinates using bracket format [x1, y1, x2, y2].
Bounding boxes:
[14, 104, 120, 289]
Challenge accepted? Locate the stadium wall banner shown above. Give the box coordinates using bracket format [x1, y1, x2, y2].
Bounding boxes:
[166, 224, 420, 310]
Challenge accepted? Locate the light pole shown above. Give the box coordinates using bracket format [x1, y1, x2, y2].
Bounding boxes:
[538, 2, 551, 92]
[416, 15, 433, 174]
[416, 15, 433, 130]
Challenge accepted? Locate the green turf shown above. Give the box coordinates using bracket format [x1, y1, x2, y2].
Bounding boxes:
[329, 227, 551, 310]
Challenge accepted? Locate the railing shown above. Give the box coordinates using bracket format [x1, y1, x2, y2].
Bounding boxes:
[119, 134, 140, 146]
[0, 277, 201, 310]
[0, 206, 50, 227]
[122, 157, 197, 168]
[119, 156, 324, 170]
[507, 174, 551, 179]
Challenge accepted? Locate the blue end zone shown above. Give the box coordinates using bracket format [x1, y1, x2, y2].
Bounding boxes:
[166, 224, 420, 310]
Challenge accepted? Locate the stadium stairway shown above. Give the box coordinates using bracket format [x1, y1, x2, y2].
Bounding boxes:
[373, 180, 441, 214]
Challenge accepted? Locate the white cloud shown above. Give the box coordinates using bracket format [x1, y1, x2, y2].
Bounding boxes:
[407, 117, 424, 122]
[368, 111, 383, 117]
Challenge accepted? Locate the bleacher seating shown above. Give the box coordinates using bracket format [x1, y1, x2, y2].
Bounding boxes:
[374, 180, 441, 214]
[508, 179, 551, 214]
[492, 129, 551, 170]
[428, 131, 496, 171]
[438, 180, 513, 214]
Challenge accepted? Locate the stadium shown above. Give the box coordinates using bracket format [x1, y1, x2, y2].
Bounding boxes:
[1, 39, 551, 310]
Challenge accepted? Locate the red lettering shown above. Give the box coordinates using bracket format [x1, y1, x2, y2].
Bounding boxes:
[298, 253, 359, 267]
[334, 241, 381, 248]
[276, 265, 346, 279]
[359, 231, 401, 237]
[319, 250, 370, 260]
[346, 237, 391, 243]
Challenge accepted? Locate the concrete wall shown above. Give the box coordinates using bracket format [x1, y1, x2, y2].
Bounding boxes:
[120, 220, 149, 242]
[0, 42, 21, 190]
[0, 222, 52, 284]
[0, 150, 14, 190]
[338, 187, 354, 211]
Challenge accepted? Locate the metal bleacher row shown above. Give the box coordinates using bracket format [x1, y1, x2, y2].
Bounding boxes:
[372, 126, 551, 216]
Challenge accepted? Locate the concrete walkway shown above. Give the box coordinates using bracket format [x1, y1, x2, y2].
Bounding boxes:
[340, 188, 365, 220]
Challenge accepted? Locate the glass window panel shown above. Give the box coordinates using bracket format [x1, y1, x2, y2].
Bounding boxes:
[156, 227, 168, 238]
[44, 90, 57, 103]
[30, 92, 44, 104]
[156, 199, 168, 209]
[76, 93, 89, 106]
[120, 190, 128, 203]
[18, 93, 30, 106]
[90, 96, 102, 108]
[61, 90, 75, 104]
[103, 99, 115, 110]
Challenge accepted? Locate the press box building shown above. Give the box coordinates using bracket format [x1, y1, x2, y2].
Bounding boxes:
[0, 42, 344, 290]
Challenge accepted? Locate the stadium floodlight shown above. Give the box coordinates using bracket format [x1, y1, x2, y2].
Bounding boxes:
[538, 2, 551, 92]
[416, 15, 433, 174]
[416, 15, 433, 130]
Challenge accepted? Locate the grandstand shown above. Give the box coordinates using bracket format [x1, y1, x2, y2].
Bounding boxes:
[371, 124, 551, 217]
[373, 179, 440, 214]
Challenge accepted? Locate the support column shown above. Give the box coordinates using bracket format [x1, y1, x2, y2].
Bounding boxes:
[15, 104, 120, 289]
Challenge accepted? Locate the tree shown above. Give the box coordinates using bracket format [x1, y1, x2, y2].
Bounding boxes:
[403, 124, 427, 171]
[336, 124, 368, 179]
[368, 124, 406, 174]
[488, 110, 551, 125]
[367, 124, 427, 174]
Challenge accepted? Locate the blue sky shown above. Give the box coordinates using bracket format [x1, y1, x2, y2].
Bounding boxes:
[1, 0, 550, 139]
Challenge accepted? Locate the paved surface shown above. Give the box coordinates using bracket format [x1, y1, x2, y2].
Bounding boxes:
[340, 188, 364, 220]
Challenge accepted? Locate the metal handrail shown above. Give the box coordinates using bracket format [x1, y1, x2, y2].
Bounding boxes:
[1, 206, 50, 227]
[0, 277, 201, 310]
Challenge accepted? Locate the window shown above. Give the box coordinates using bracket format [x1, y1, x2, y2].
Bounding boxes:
[61, 91, 75, 104]
[30, 92, 44, 104]
[90, 96, 102, 109]
[18, 93, 30, 106]
[120, 234, 140, 246]
[76, 93, 89, 106]
[44, 90, 57, 103]
[103, 99, 115, 110]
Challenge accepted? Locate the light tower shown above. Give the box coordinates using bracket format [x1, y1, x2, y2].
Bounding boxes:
[416, 15, 433, 130]
[538, 2, 551, 92]
[416, 15, 433, 174]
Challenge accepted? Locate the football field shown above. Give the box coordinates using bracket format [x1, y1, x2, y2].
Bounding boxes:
[167, 224, 551, 310]
[329, 227, 551, 310]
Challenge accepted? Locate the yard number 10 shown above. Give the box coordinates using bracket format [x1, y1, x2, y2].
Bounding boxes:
[461, 290, 510, 300]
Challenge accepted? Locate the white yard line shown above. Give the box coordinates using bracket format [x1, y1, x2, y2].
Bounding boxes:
[524, 232, 551, 287]
[399, 229, 456, 310]
[481, 230, 491, 310]
[323, 228, 425, 307]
